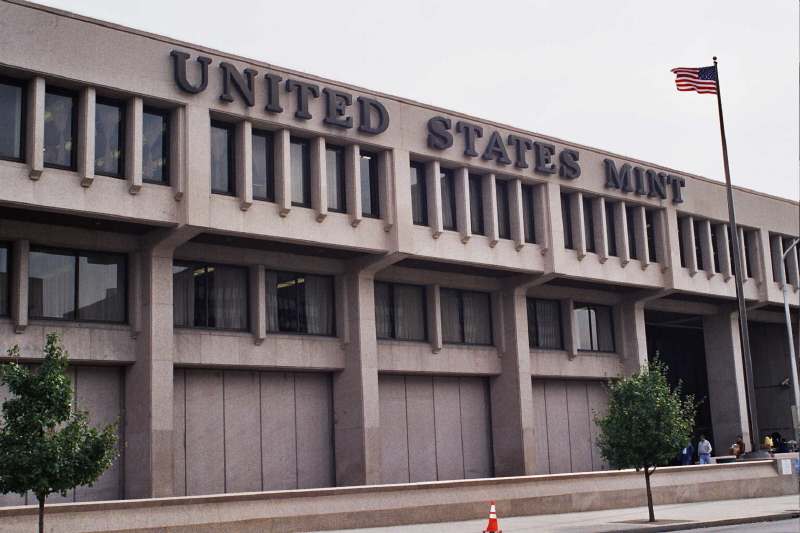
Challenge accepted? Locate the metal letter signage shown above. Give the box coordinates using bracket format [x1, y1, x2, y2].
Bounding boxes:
[169, 50, 389, 135]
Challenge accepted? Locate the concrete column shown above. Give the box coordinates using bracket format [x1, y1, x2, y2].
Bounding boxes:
[78, 86, 96, 187]
[236, 120, 252, 211]
[378, 150, 393, 232]
[593, 196, 608, 263]
[127, 96, 143, 195]
[509, 178, 524, 251]
[26, 76, 44, 180]
[716, 224, 732, 282]
[569, 192, 586, 260]
[702, 311, 751, 452]
[426, 283, 442, 353]
[534, 183, 550, 253]
[250, 265, 265, 345]
[653, 209, 670, 273]
[130, 250, 141, 339]
[275, 129, 291, 217]
[680, 216, 698, 276]
[491, 280, 538, 476]
[616, 201, 630, 267]
[698, 219, 714, 278]
[334, 254, 403, 486]
[346, 143, 362, 227]
[748, 229, 766, 286]
[455, 167, 471, 243]
[11, 239, 28, 334]
[169, 106, 186, 201]
[484, 173, 498, 247]
[632, 205, 648, 270]
[126, 226, 200, 499]
[425, 161, 442, 238]
[311, 136, 326, 221]
[619, 300, 648, 373]
[561, 297, 577, 359]
[491, 291, 505, 354]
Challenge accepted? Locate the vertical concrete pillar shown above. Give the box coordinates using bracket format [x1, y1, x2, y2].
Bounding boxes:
[275, 129, 291, 217]
[702, 311, 751, 451]
[454, 167, 471, 243]
[509, 178, 524, 251]
[126, 226, 200, 499]
[592, 196, 608, 263]
[169, 106, 186, 201]
[653, 209, 670, 273]
[334, 255, 402, 486]
[616, 201, 630, 267]
[11, 239, 29, 334]
[378, 150, 394, 232]
[632, 205, 648, 269]
[236, 120, 252, 211]
[569, 192, 586, 260]
[425, 161, 442, 238]
[484, 173, 498, 247]
[26, 76, 44, 180]
[620, 300, 648, 373]
[311, 136, 326, 221]
[533, 183, 551, 253]
[698, 219, 714, 278]
[78, 86, 96, 187]
[127, 96, 144, 195]
[490, 280, 537, 476]
[346, 143, 362, 227]
[717, 224, 732, 281]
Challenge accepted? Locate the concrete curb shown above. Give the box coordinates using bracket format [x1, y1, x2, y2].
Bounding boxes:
[599, 511, 799, 533]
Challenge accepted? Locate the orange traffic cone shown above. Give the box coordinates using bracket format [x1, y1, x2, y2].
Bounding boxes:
[483, 501, 502, 533]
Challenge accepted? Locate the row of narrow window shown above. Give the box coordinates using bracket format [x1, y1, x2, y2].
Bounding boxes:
[0, 77, 169, 183]
[409, 163, 538, 243]
[0, 243, 614, 352]
[561, 192, 658, 262]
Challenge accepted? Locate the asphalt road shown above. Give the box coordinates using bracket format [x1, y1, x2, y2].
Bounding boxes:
[670, 519, 799, 532]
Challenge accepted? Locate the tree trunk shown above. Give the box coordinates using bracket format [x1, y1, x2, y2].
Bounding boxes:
[38, 497, 45, 533]
[645, 466, 655, 522]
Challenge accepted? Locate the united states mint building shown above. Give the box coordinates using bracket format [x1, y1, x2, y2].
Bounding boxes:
[0, 0, 797, 505]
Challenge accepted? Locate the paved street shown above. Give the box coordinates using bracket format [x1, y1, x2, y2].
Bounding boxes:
[671, 519, 799, 532]
[313, 495, 800, 533]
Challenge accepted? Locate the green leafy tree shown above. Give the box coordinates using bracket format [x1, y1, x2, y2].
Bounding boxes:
[0, 333, 119, 533]
[593, 358, 696, 523]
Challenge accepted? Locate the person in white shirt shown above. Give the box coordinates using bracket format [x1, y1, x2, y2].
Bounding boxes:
[698, 435, 712, 464]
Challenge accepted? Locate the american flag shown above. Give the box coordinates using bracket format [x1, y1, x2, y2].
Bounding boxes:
[670, 66, 717, 94]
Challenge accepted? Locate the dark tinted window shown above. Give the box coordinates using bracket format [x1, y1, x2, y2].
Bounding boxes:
[253, 129, 274, 201]
[94, 98, 125, 177]
[43, 88, 77, 170]
[173, 261, 248, 330]
[210, 121, 235, 194]
[142, 107, 169, 184]
[410, 161, 428, 225]
[0, 78, 25, 161]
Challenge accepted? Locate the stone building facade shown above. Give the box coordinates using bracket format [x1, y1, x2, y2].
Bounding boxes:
[0, 0, 797, 505]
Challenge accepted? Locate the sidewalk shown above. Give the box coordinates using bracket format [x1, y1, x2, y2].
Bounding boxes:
[317, 495, 800, 533]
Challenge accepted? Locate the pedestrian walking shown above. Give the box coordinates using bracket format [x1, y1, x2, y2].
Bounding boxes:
[698, 435, 712, 464]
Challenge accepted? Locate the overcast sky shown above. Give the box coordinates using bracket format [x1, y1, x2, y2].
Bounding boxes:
[33, 0, 800, 202]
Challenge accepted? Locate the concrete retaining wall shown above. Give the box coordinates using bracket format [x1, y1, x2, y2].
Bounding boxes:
[0, 460, 796, 533]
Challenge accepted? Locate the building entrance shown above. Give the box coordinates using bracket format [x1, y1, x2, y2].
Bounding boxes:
[645, 311, 713, 464]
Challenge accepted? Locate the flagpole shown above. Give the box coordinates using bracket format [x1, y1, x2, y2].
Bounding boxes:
[712, 56, 764, 458]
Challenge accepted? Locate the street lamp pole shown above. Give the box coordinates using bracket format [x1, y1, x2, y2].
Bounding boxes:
[779, 238, 800, 451]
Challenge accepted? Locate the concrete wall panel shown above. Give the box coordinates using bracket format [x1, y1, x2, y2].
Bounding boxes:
[294, 372, 334, 489]
[544, 380, 571, 474]
[459, 377, 493, 479]
[530, 379, 551, 475]
[378, 375, 410, 484]
[184, 370, 225, 496]
[73, 366, 123, 502]
[405, 376, 437, 482]
[260, 372, 298, 491]
[223, 371, 262, 494]
[433, 376, 464, 481]
[173, 369, 186, 497]
[587, 381, 609, 471]
[566, 380, 592, 473]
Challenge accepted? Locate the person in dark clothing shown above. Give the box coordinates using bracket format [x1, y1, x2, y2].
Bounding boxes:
[734, 435, 746, 458]
[680, 441, 694, 465]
